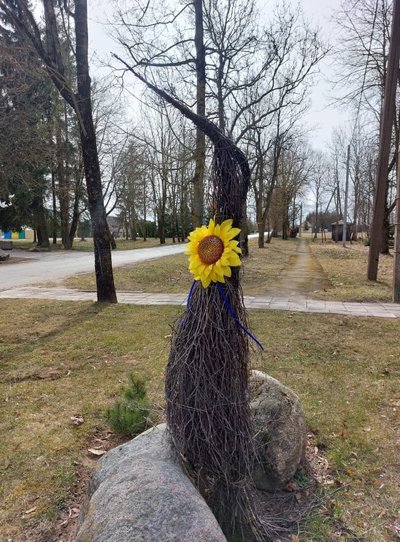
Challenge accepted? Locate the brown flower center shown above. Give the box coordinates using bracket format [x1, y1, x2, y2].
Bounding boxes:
[198, 235, 224, 265]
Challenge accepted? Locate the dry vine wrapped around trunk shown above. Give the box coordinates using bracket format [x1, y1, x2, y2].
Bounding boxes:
[114, 58, 274, 540]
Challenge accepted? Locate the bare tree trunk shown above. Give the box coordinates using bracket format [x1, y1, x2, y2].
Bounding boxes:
[381, 192, 390, 254]
[393, 148, 400, 302]
[68, 172, 84, 247]
[314, 198, 319, 240]
[142, 176, 147, 241]
[258, 217, 267, 248]
[56, 114, 71, 248]
[51, 170, 57, 244]
[32, 194, 50, 248]
[130, 216, 137, 241]
[158, 213, 166, 244]
[368, 0, 400, 280]
[191, 0, 206, 227]
[75, 0, 116, 302]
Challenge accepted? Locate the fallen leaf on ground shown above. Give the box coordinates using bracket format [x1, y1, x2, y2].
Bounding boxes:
[389, 522, 400, 538]
[70, 415, 84, 426]
[87, 448, 106, 456]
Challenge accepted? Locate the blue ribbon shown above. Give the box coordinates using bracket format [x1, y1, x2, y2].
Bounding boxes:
[186, 279, 197, 310]
[185, 280, 263, 350]
[216, 283, 264, 350]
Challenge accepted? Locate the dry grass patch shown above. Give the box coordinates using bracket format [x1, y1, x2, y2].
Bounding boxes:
[1, 299, 399, 541]
[309, 240, 393, 302]
[252, 311, 400, 541]
[65, 238, 298, 294]
[11, 237, 180, 252]
[0, 300, 180, 541]
[65, 252, 191, 292]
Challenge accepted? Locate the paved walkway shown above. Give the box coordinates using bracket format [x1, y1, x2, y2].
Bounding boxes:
[271, 238, 332, 296]
[1, 286, 400, 318]
[0, 244, 186, 291]
[2, 236, 400, 318]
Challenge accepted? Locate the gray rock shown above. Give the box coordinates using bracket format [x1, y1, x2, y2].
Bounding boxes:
[76, 423, 227, 542]
[250, 370, 307, 491]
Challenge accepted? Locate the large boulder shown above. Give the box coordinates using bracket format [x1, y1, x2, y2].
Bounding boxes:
[76, 423, 227, 542]
[250, 370, 307, 491]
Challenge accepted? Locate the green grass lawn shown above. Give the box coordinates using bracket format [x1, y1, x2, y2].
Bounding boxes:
[1, 299, 400, 541]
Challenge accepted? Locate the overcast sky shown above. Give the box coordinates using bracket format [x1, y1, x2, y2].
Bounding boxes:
[87, 0, 350, 153]
[297, 0, 349, 150]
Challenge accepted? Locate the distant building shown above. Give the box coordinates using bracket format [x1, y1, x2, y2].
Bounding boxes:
[331, 220, 352, 242]
[0, 228, 34, 240]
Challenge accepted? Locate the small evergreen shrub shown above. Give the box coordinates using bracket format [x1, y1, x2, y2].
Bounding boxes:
[106, 373, 151, 437]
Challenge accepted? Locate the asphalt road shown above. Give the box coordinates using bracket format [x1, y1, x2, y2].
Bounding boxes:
[0, 244, 186, 291]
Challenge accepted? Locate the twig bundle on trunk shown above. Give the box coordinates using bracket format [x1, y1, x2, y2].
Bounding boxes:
[165, 139, 269, 539]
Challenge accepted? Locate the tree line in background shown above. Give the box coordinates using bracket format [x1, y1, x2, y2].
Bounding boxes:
[0, 0, 399, 300]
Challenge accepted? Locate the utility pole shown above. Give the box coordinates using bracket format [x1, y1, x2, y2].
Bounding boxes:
[343, 144, 351, 247]
[393, 148, 400, 302]
[299, 202, 303, 237]
[368, 0, 400, 280]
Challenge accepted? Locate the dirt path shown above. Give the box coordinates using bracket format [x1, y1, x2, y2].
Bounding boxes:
[271, 237, 331, 298]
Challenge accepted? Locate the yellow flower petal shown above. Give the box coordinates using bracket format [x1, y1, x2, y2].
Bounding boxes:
[227, 253, 241, 267]
[201, 276, 211, 288]
[227, 227, 241, 240]
[220, 219, 233, 233]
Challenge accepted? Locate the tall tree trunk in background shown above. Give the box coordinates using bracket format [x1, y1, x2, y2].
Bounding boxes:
[51, 170, 57, 244]
[55, 114, 71, 248]
[368, 0, 400, 280]
[314, 198, 319, 240]
[191, 0, 206, 227]
[381, 193, 390, 254]
[257, 203, 266, 248]
[130, 215, 137, 240]
[142, 176, 147, 241]
[158, 211, 166, 244]
[393, 147, 400, 302]
[32, 193, 50, 248]
[75, 0, 117, 301]
[68, 176, 82, 247]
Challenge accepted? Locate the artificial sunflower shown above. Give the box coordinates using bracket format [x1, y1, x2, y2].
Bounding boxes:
[185, 218, 242, 288]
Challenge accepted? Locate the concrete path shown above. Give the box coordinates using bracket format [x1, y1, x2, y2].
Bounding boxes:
[2, 236, 400, 318]
[0, 244, 186, 291]
[1, 286, 400, 318]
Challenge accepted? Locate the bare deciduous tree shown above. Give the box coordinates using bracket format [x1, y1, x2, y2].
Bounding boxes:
[0, 0, 117, 302]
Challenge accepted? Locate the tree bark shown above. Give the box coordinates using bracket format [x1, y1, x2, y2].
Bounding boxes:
[51, 170, 57, 244]
[75, 0, 117, 302]
[55, 113, 71, 248]
[393, 147, 400, 302]
[191, 0, 206, 227]
[32, 194, 50, 248]
[367, 0, 400, 280]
